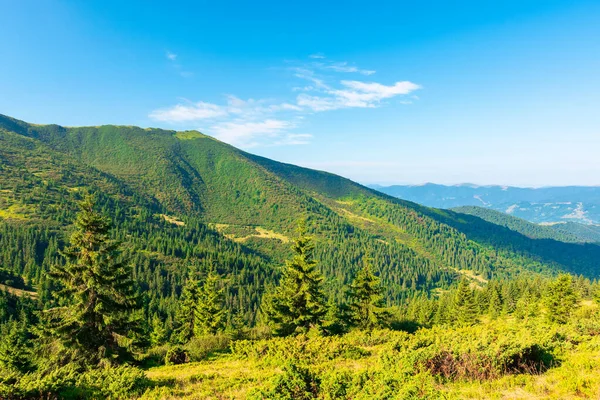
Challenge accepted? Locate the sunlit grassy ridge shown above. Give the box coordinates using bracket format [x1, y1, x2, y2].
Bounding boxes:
[139, 308, 600, 399]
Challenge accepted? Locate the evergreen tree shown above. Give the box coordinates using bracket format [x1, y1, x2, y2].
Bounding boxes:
[0, 319, 30, 372]
[487, 285, 502, 318]
[544, 274, 578, 324]
[173, 268, 200, 343]
[46, 195, 142, 364]
[348, 257, 388, 330]
[264, 222, 327, 336]
[150, 315, 168, 347]
[454, 278, 478, 326]
[321, 298, 349, 335]
[433, 294, 452, 325]
[194, 267, 226, 335]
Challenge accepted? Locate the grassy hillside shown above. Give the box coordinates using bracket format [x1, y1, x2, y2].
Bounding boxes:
[1, 113, 600, 323]
[2, 114, 600, 399]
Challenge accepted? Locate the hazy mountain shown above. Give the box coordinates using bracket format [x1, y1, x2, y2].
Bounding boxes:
[453, 206, 600, 244]
[370, 183, 600, 224]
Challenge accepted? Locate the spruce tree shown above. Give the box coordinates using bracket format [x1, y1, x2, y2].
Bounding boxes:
[194, 267, 226, 336]
[173, 268, 200, 343]
[47, 195, 142, 364]
[348, 257, 388, 330]
[265, 222, 327, 336]
[544, 274, 578, 324]
[0, 319, 30, 372]
[454, 278, 478, 325]
[487, 285, 502, 318]
[150, 315, 168, 347]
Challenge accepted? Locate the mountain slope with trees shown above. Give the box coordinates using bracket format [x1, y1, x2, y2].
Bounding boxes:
[1, 114, 600, 398]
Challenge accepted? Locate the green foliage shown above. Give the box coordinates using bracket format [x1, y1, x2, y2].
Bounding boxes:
[173, 268, 200, 344]
[544, 274, 579, 324]
[265, 223, 327, 336]
[150, 315, 168, 347]
[185, 334, 230, 361]
[0, 364, 149, 400]
[0, 319, 30, 372]
[251, 362, 320, 400]
[164, 346, 189, 365]
[195, 267, 226, 336]
[348, 257, 389, 330]
[454, 279, 478, 326]
[45, 196, 143, 364]
[3, 114, 600, 397]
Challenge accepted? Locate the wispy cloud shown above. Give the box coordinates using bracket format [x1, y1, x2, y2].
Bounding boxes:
[210, 119, 295, 148]
[149, 101, 226, 122]
[297, 80, 421, 111]
[165, 50, 192, 78]
[150, 55, 420, 148]
[324, 62, 376, 76]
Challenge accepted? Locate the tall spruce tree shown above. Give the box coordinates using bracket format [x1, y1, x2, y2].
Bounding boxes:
[173, 267, 200, 343]
[454, 278, 478, 326]
[194, 267, 226, 336]
[264, 221, 327, 336]
[544, 274, 578, 324]
[47, 195, 142, 364]
[348, 257, 388, 330]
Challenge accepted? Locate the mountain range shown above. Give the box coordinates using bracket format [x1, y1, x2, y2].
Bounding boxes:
[1, 114, 599, 322]
[371, 183, 600, 225]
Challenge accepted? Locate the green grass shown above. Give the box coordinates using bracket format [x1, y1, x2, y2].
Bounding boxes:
[140, 310, 600, 399]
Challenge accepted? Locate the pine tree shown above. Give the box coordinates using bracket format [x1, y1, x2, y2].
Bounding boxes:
[454, 278, 478, 325]
[0, 319, 30, 372]
[150, 315, 168, 347]
[46, 195, 142, 364]
[194, 267, 226, 336]
[348, 257, 388, 330]
[264, 221, 327, 336]
[544, 274, 578, 324]
[487, 285, 502, 318]
[433, 294, 452, 325]
[173, 268, 200, 343]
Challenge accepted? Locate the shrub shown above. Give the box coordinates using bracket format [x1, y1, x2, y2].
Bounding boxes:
[185, 334, 230, 361]
[250, 362, 320, 400]
[165, 345, 189, 365]
[0, 364, 150, 399]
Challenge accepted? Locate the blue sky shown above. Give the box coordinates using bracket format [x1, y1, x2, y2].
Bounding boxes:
[1, 0, 599, 186]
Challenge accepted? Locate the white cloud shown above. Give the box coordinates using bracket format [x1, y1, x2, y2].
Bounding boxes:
[274, 133, 313, 146]
[309, 53, 326, 59]
[325, 62, 376, 76]
[149, 102, 226, 122]
[296, 94, 340, 112]
[297, 80, 421, 111]
[149, 56, 420, 147]
[211, 119, 295, 147]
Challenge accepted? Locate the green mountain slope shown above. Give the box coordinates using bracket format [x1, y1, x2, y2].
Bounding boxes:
[547, 221, 600, 244]
[452, 206, 584, 242]
[454, 205, 600, 244]
[1, 113, 600, 325]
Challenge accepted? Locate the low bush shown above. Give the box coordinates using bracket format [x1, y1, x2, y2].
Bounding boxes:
[0, 364, 150, 399]
[185, 334, 230, 361]
[165, 346, 189, 365]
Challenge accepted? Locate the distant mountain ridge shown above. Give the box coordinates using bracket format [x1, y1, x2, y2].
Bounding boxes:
[370, 183, 600, 225]
[452, 206, 600, 244]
